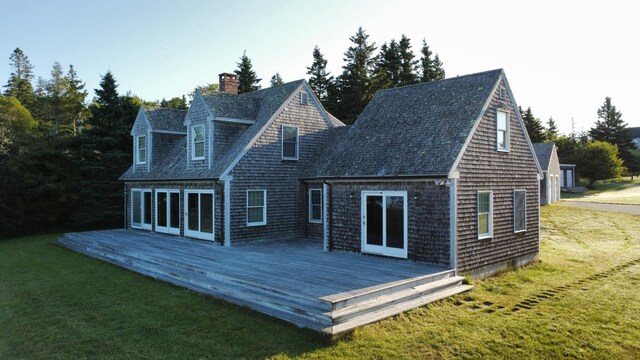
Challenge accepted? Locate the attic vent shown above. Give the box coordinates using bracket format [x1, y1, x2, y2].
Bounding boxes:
[499, 88, 507, 99]
[300, 91, 309, 105]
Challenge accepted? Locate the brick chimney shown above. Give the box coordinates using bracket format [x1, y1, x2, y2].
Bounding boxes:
[219, 72, 238, 94]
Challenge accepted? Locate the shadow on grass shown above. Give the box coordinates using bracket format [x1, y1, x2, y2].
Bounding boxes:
[0, 235, 335, 359]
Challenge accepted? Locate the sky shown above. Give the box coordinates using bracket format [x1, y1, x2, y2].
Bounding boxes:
[1, 0, 638, 134]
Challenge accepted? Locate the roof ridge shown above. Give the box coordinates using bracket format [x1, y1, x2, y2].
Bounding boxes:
[376, 68, 504, 94]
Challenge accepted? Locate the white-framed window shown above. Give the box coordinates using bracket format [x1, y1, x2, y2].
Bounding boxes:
[514, 190, 526, 232]
[247, 190, 267, 226]
[184, 189, 214, 241]
[309, 189, 322, 223]
[477, 191, 493, 239]
[136, 135, 146, 164]
[192, 125, 205, 160]
[155, 189, 180, 235]
[282, 125, 298, 160]
[300, 90, 309, 105]
[131, 188, 152, 230]
[496, 110, 509, 151]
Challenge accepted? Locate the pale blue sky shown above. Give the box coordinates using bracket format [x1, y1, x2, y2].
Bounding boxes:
[1, 0, 638, 133]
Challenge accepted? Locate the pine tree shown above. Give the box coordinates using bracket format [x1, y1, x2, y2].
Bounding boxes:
[590, 97, 637, 166]
[160, 96, 187, 110]
[306, 46, 333, 105]
[235, 51, 261, 94]
[398, 35, 418, 85]
[270, 73, 284, 87]
[373, 40, 402, 90]
[520, 106, 546, 143]
[336, 27, 377, 123]
[419, 39, 445, 82]
[545, 116, 559, 141]
[64, 65, 88, 134]
[45, 62, 68, 129]
[3, 48, 35, 109]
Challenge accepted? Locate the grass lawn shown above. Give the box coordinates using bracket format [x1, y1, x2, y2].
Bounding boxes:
[561, 177, 640, 204]
[1, 205, 639, 359]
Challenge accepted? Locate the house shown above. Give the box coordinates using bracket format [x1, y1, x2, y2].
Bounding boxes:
[120, 69, 542, 279]
[630, 126, 640, 148]
[532, 143, 561, 205]
[560, 164, 577, 190]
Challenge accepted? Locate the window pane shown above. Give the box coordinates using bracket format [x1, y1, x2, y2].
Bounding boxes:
[248, 191, 264, 207]
[386, 196, 405, 249]
[283, 126, 297, 142]
[200, 194, 213, 233]
[248, 207, 264, 223]
[479, 213, 488, 234]
[143, 192, 152, 225]
[157, 192, 167, 227]
[311, 190, 321, 205]
[312, 205, 322, 221]
[188, 193, 199, 231]
[132, 191, 141, 225]
[497, 112, 507, 130]
[478, 193, 490, 213]
[515, 191, 526, 231]
[193, 126, 204, 141]
[170, 193, 180, 229]
[497, 131, 506, 149]
[283, 142, 297, 158]
[195, 142, 204, 158]
[366, 196, 383, 246]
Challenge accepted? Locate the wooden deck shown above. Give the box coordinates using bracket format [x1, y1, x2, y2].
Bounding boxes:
[57, 229, 471, 334]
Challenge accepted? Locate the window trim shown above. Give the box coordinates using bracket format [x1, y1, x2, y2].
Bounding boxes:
[514, 189, 527, 233]
[131, 188, 152, 231]
[281, 125, 299, 160]
[191, 125, 205, 160]
[308, 189, 323, 223]
[246, 189, 267, 226]
[136, 135, 147, 164]
[496, 110, 510, 152]
[477, 190, 493, 239]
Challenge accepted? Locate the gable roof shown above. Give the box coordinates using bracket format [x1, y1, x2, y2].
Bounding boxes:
[532, 142, 555, 171]
[201, 93, 260, 120]
[120, 80, 308, 181]
[142, 107, 187, 132]
[305, 69, 504, 178]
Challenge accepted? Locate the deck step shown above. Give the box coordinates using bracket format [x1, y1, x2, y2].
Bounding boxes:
[326, 284, 473, 335]
[326, 276, 466, 325]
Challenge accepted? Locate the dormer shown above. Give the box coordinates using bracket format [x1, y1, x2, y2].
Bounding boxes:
[131, 107, 187, 173]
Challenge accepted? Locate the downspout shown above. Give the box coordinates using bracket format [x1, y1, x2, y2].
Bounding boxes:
[223, 177, 231, 246]
[449, 178, 458, 273]
[322, 181, 330, 252]
[124, 183, 128, 229]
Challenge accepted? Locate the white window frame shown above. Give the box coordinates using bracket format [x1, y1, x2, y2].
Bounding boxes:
[300, 90, 309, 105]
[360, 190, 408, 259]
[477, 190, 493, 239]
[246, 189, 267, 226]
[281, 125, 299, 160]
[155, 189, 180, 235]
[131, 188, 152, 231]
[184, 189, 215, 241]
[136, 135, 146, 164]
[496, 110, 510, 152]
[308, 189, 323, 223]
[514, 190, 527, 233]
[191, 125, 205, 160]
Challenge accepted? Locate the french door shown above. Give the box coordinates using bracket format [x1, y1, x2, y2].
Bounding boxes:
[156, 189, 180, 235]
[361, 191, 408, 258]
[131, 189, 152, 230]
[184, 190, 214, 241]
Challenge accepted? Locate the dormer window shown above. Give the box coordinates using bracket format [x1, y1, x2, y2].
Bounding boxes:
[282, 125, 299, 160]
[136, 135, 146, 164]
[496, 110, 510, 151]
[192, 125, 205, 160]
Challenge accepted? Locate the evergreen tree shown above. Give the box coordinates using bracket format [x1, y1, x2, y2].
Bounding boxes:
[44, 62, 68, 129]
[336, 27, 377, 124]
[306, 46, 333, 105]
[234, 51, 261, 94]
[65, 65, 88, 134]
[398, 35, 418, 85]
[545, 116, 559, 141]
[3, 48, 35, 109]
[419, 39, 445, 82]
[160, 96, 188, 110]
[373, 40, 402, 90]
[270, 73, 284, 87]
[520, 106, 546, 143]
[589, 97, 636, 166]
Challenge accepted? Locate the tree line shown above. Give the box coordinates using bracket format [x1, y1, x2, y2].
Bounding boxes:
[520, 100, 639, 184]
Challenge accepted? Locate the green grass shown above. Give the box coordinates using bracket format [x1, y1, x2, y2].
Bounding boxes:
[2, 205, 640, 359]
[561, 177, 640, 204]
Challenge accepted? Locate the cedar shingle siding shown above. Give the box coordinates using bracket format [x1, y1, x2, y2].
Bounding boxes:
[455, 78, 540, 275]
[119, 70, 541, 278]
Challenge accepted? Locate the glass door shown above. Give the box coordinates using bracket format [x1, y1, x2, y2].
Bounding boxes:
[156, 189, 180, 235]
[184, 190, 214, 241]
[131, 189, 152, 230]
[361, 191, 407, 258]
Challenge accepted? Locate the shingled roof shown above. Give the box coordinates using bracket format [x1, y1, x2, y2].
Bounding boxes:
[304, 69, 504, 178]
[143, 107, 187, 132]
[532, 143, 555, 171]
[120, 80, 306, 181]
